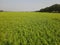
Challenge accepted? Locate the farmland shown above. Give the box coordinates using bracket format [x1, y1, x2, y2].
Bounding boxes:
[0, 12, 60, 45]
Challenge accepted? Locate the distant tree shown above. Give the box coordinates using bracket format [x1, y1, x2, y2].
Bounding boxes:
[39, 4, 60, 13]
[0, 10, 4, 12]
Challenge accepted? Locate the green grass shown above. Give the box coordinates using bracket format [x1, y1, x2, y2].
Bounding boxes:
[0, 12, 60, 45]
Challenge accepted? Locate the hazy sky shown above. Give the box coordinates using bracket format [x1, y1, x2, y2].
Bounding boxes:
[0, 0, 60, 11]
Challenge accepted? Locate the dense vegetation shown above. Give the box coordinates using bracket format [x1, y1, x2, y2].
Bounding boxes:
[0, 12, 60, 45]
[37, 4, 60, 13]
[0, 10, 4, 12]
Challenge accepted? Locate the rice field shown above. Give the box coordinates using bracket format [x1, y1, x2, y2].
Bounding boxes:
[0, 12, 60, 45]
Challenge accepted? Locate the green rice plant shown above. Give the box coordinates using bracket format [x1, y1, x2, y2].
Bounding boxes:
[0, 12, 60, 45]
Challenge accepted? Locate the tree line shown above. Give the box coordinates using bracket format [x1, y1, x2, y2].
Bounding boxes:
[36, 4, 60, 13]
[0, 10, 4, 12]
[0, 4, 60, 13]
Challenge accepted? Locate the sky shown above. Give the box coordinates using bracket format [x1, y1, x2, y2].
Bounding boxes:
[0, 0, 60, 11]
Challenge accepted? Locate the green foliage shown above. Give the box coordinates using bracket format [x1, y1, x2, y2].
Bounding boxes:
[0, 12, 60, 45]
[40, 4, 60, 13]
